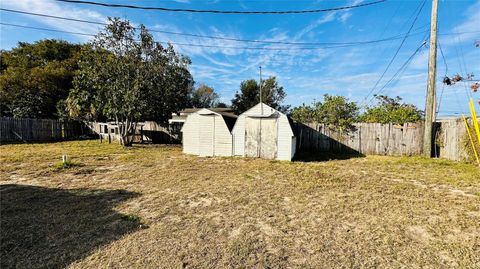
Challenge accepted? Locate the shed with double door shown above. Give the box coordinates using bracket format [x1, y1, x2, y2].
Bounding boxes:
[232, 103, 296, 161]
[181, 108, 237, 157]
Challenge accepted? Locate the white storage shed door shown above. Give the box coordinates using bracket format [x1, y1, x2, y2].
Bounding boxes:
[245, 117, 278, 159]
[199, 115, 215, 156]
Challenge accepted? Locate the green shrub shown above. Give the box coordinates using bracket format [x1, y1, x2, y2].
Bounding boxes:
[291, 94, 359, 133]
[359, 95, 422, 124]
[54, 159, 79, 169]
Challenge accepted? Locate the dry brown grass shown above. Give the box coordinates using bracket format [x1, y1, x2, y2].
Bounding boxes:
[1, 140, 479, 268]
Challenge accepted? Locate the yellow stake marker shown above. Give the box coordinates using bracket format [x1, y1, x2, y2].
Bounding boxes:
[462, 114, 480, 165]
[469, 98, 480, 146]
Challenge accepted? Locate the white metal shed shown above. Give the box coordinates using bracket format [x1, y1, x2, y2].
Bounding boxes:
[181, 108, 237, 157]
[232, 103, 296, 161]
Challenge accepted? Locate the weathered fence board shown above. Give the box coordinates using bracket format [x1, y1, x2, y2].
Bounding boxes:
[295, 118, 473, 161]
[0, 117, 94, 143]
[142, 121, 181, 144]
[434, 118, 469, 161]
[296, 122, 424, 156]
[87, 121, 180, 144]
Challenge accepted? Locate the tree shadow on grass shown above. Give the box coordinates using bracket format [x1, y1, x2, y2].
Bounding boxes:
[0, 184, 143, 269]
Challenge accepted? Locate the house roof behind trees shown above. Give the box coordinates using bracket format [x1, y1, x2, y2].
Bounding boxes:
[169, 107, 236, 124]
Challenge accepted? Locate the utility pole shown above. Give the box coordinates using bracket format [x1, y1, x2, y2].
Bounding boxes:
[423, 0, 438, 157]
[259, 66, 263, 114]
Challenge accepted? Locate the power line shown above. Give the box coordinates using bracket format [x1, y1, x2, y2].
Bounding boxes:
[362, 0, 427, 105]
[56, 0, 387, 14]
[0, 22, 405, 51]
[1, 7, 431, 47]
[437, 40, 448, 116]
[0, 22, 97, 37]
[362, 0, 404, 64]
[373, 39, 428, 98]
[453, 36, 473, 99]
[2, 8, 476, 49]
[438, 40, 448, 76]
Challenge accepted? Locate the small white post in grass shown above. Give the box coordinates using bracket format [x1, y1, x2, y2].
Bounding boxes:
[62, 154, 68, 164]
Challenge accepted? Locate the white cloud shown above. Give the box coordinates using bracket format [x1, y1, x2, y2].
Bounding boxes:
[441, 0, 480, 46]
[199, 54, 235, 68]
[339, 12, 352, 23]
[2, 0, 106, 41]
[409, 49, 429, 70]
[294, 13, 336, 40]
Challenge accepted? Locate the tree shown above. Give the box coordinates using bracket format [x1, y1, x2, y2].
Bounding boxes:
[291, 94, 359, 132]
[215, 102, 228, 108]
[289, 103, 316, 123]
[67, 18, 193, 146]
[0, 40, 83, 118]
[359, 95, 422, 124]
[231, 76, 288, 114]
[190, 84, 219, 108]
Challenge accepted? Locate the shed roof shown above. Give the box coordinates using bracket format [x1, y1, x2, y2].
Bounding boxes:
[196, 108, 237, 131]
[179, 107, 234, 114]
[181, 108, 237, 132]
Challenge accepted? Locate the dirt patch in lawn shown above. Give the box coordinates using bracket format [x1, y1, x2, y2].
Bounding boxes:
[0, 141, 479, 268]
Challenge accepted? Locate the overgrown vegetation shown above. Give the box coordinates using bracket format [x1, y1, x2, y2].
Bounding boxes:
[359, 95, 423, 124]
[462, 120, 480, 164]
[1, 141, 478, 268]
[291, 94, 423, 130]
[291, 94, 359, 132]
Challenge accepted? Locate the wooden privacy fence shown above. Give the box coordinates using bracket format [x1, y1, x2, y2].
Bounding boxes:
[142, 121, 181, 144]
[296, 122, 423, 156]
[87, 121, 181, 144]
[295, 118, 471, 161]
[0, 117, 94, 143]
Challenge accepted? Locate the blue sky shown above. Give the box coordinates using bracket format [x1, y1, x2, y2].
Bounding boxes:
[1, 0, 479, 116]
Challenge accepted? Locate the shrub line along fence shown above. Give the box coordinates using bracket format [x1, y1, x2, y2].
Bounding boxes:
[0, 117, 475, 162]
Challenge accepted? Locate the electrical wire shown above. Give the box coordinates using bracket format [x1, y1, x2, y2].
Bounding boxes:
[438, 40, 449, 76]
[0, 22, 97, 37]
[453, 36, 473, 99]
[436, 40, 448, 116]
[1, 22, 409, 51]
[55, 0, 387, 14]
[361, 0, 427, 105]
[362, 0, 405, 66]
[372, 38, 428, 99]
[0, 7, 432, 47]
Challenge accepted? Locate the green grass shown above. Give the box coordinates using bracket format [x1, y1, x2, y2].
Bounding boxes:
[54, 159, 81, 169]
[1, 140, 479, 268]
